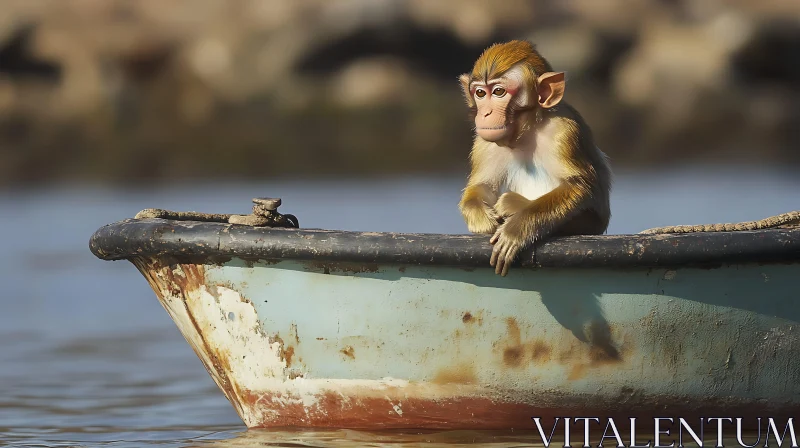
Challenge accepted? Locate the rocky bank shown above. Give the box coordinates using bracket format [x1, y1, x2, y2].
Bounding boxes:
[0, 0, 798, 185]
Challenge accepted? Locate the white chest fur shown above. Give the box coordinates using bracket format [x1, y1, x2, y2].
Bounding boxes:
[500, 120, 564, 201]
[502, 154, 561, 201]
[470, 120, 565, 201]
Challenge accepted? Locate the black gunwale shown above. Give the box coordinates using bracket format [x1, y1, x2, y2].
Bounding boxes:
[89, 218, 800, 268]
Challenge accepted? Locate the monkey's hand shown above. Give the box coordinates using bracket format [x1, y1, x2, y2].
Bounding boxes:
[494, 191, 531, 218]
[461, 201, 501, 234]
[489, 214, 529, 276]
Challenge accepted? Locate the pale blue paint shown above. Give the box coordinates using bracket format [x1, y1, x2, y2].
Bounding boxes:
[202, 259, 800, 401]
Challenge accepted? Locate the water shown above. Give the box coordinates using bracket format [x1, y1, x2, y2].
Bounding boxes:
[0, 166, 797, 447]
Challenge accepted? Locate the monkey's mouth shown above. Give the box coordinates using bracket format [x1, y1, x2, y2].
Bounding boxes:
[478, 126, 507, 130]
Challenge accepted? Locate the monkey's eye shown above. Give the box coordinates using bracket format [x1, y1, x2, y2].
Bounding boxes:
[493, 87, 506, 97]
[475, 89, 486, 98]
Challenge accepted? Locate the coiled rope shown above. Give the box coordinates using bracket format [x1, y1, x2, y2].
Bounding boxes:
[639, 210, 800, 234]
[134, 197, 299, 229]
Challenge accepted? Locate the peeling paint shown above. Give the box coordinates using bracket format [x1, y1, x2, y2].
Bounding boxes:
[131, 256, 800, 429]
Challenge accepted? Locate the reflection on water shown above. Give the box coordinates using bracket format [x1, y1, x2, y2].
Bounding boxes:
[0, 166, 797, 447]
[196, 428, 550, 447]
[193, 428, 770, 448]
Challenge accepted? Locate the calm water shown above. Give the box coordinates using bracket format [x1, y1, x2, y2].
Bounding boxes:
[0, 166, 797, 447]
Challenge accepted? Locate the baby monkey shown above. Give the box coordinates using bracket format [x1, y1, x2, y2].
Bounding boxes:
[458, 40, 612, 276]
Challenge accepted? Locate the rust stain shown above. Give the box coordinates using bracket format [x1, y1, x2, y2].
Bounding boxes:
[398, 266, 406, 273]
[432, 364, 477, 384]
[269, 333, 284, 347]
[237, 386, 792, 430]
[133, 258, 246, 417]
[340, 345, 355, 360]
[283, 346, 295, 367]
[497, 315, 626, 375]
[166, 262, 206, 292]
[268, 333, 297, 367]
[461, 311, 484, 326]
[500, 317, 526, 368]
[505, 317, 521, 340]
[530, 340, 552, 363]
[290, 323, 300, 344]
[503, 346, 524, 367]
[240, 389, 549, 429]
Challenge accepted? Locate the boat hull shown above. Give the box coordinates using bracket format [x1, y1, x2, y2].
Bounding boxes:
[132, 255, 800, 429]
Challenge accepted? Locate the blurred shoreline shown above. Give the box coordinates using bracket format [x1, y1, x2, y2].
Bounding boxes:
[1, 0, 799, 188]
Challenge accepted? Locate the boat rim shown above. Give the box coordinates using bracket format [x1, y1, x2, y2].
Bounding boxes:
[88, 218, 800, 269]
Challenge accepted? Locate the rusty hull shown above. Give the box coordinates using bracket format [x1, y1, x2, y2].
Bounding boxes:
[131, 256, 800, 429]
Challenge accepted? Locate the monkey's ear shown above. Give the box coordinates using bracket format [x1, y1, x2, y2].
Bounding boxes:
[459, 74, 475, 107]
[537, 72, 565, 108]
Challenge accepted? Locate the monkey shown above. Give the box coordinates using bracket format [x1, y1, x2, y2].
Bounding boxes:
[457, 40, 612, 276]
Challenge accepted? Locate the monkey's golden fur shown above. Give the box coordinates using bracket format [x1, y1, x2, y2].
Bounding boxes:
[458, 40, 612, 275]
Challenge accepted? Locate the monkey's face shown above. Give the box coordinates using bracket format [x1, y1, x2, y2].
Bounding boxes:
[460, 60, 567, 144]
[468, 70, 528, 143]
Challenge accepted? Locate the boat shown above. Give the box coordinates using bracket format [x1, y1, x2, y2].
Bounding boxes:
[88, 199, 800, 430]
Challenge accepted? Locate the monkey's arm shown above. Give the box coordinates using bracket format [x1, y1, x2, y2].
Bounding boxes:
[494, 191, 531, 218]
[459, 183, 501, 234]
[489, 177, 594, 275]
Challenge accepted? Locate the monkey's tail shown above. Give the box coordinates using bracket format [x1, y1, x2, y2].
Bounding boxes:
[639, 210, 800, 234]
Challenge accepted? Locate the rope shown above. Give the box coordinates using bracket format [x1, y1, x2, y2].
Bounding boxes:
[134, 197, 299, 229]
[639, 210, 800, 234]
[135, 209, 232, 222]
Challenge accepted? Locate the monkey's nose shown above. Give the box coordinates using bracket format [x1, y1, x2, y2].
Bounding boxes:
[483, 110, 492, 117]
